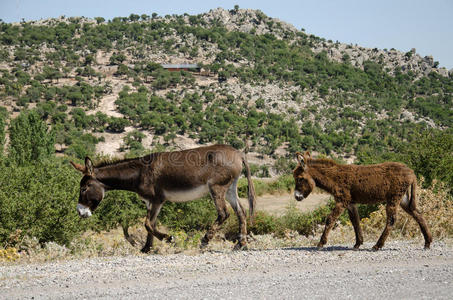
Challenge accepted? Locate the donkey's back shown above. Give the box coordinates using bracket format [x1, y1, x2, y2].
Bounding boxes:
[347, 162, 416, 204]
[149, 144, 244, 190]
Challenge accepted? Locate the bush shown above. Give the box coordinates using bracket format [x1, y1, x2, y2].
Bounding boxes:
[0, 107, 7, 156]
[65, 133, 100, 159]
[121, 130, 146, 152]
[8, 110, 55, 166]
[222, 199, 344, 240]
[159, 197, 217, 232]
[107, 117, 129, 133]
[237, 174, 294, 198]
[406, 130, 453, 191]
[0, 159, 84, 246]
[91, 190, 146, 233]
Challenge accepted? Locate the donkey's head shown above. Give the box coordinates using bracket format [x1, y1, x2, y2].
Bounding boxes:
[70, 157, 105, 218]
[293, 151, 315, 201]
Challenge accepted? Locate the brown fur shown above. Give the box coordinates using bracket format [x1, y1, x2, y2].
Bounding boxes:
[71, 145, 256, 252]
[293, 151, 432, 250]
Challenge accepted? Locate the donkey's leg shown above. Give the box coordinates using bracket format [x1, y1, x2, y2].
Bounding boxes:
[142, 231, 154, 253]
[400, 197, 432, 249]
[201, 184, 229, 248]
[122, 225, 136, 247]
[226, 178, 248, 250]
[347, 204, 363, 249]
[142, 201, 172, 253]
[372, 203, 397, 250]
[142, 208, 155, 253]
[318, 201, 345, 248]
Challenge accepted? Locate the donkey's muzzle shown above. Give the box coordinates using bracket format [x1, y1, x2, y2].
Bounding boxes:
[294, 190, 305, 202]
[77, 203, 92, 218]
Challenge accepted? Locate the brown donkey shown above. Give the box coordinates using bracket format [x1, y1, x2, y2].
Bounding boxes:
[71, 144, 256, 252]
[293, 151, 432, 250]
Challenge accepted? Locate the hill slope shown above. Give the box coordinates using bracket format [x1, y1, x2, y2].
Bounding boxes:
[0, 8, 452, 174]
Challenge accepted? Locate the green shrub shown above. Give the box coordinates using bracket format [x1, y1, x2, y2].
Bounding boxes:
[279, 200, 349, 236]
[0, 107, 6, 156]
[268, 175, 294, 193]
[159, 197, 217, 232]
[8, 110, 55, 166]
[406, 130, 453, 190]
[107, 117, 129, 133]
[248, 211, 279, 234]
[0, 159, 84, 246]
[121, 130, 146, 152]
[238, 175, 294, 198]
[65, 133, 100, 159]
[91, 190, 146, 233]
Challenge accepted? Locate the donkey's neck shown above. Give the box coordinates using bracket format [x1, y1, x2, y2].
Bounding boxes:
[94, 160, 142, 192]
[307, 159, 339, 195]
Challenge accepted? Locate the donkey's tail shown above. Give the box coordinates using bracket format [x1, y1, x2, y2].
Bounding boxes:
[409, 179, 417, 211]
[242, 153, 256, 224]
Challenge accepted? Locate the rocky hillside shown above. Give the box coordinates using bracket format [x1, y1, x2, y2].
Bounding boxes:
[0, 7, 452, 175]
[204, 8, 451, 78]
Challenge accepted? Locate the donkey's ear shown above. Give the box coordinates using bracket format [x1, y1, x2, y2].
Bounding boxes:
[295, 152, 305, 166]
[85, 157, 94, 176]
[70, 161, 86, 173]
[304, 151, 311, 158]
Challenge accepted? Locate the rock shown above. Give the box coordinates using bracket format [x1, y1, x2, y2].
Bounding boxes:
[438, 68, 449, 77]
[424, 55, 434, 66]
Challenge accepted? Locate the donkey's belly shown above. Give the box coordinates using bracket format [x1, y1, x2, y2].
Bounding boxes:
[163, 184, 210, 203]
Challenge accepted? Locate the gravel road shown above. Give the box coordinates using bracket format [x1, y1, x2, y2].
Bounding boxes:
[1, 240, 452, 299]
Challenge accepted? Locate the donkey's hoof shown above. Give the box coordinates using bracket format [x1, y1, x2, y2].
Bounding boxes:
[353, 244, 362, 250]
[233, 243, 248, 251]
[424, 243, 431, 250]
[141, 246, 151, 253]
[371, 245, 380, 251]
[166, 235, 175, 243]
[316, 243, 324, 250]
[200, 237, 209, 249]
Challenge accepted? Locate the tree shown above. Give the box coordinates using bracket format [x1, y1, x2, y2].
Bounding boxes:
[42, 66, 62, 83]
[406, 130, 453, 190]
[115, 64, 129, 77]
[84, 54, 95, 66]
[129, 14, 140, 22]
[8, 110, 55, 166]
[95, 17, 105, 24]
[107, 117, 129, 133]
[121, 130, 145, 152]
[109, 53, 126, 65]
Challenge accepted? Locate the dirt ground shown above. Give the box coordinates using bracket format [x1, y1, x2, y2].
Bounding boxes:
[2, 240, 452, 299]
[241, 192, 331, 215]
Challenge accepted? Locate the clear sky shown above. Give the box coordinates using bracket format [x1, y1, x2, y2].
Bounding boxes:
[1, 0, 452, 69]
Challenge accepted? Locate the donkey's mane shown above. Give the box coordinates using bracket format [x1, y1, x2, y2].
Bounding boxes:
[94, 156, 142, 168]
[308, 157, 339, 167]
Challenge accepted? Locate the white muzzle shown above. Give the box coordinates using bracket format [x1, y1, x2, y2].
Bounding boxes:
[294, 190, 305, 201]
[77, 203, 92, 218]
